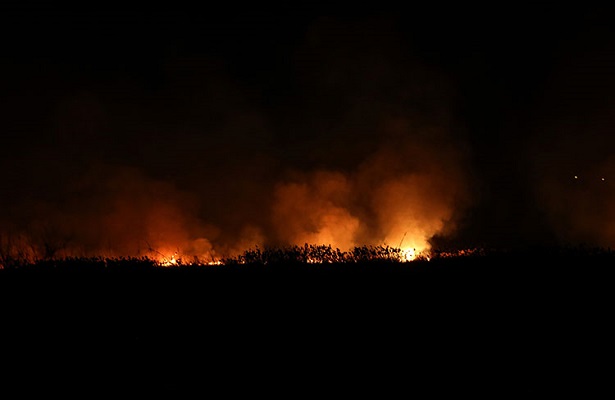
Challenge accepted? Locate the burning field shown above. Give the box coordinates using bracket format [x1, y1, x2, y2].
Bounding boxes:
[3, 11, 615, 268]
[1, 7, 614, 396]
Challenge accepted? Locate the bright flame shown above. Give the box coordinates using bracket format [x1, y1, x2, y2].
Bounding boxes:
[401, 247, 416, 262]
[159, 252, 178, 267]
[153, 250, 225, 267]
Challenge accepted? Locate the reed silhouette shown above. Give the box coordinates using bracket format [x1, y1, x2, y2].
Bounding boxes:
[0, 244, 612, 396]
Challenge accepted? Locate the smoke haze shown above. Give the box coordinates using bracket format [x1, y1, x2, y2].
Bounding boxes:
[1, 6, 614, 262]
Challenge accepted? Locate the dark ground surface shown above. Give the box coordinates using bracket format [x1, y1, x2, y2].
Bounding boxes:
[1, 250, 613, 397]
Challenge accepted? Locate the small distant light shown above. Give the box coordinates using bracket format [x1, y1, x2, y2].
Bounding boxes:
[602, 178, 606, 181]
[574, 175, 578, 179]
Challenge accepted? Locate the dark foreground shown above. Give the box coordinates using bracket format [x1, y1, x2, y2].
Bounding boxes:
[1, 248, 613, 396]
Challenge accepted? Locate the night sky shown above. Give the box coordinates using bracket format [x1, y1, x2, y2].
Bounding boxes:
[2, 3, 615, 260]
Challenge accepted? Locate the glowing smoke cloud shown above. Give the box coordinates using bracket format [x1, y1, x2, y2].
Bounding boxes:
[271, 118, 472, 257]
[0, 16, 475, 265]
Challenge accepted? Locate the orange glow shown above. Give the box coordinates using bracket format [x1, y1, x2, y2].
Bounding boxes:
[0, 115, 473, 267]
[158, 253, 178, 267]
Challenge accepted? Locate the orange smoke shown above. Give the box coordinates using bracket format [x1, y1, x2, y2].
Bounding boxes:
[0, 15, 478, 265]
[272, 171, 360, 250]
[271, 118, 472, 258]
[0, 115, 472, 267]
[0, 166, 221, 265]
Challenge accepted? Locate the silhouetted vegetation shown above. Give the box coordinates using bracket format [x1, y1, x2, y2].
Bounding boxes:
[1, 243, 613, 397]
[222, 244, 428, 265]
[1, 242, 614, 272]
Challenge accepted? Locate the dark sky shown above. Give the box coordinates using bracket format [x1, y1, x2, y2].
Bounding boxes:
[1, 3, 615, 258]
